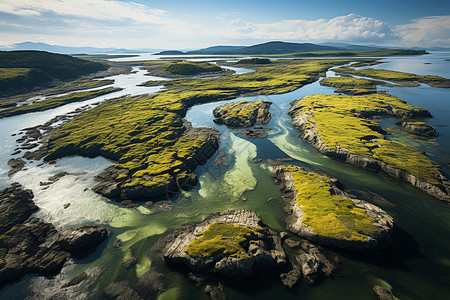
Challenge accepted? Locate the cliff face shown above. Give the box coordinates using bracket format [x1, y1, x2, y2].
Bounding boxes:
[288, 95, 450, 202]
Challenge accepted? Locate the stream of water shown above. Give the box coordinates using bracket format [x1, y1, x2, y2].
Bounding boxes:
[0, 53, 449, 299]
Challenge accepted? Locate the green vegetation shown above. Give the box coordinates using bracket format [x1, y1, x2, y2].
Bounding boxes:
[0, 50, 108, 96]
[320, 77, 377, 94]
[282, 167, 381, 241]
[47, 59, 351, 198]
[290, 94, 442, 185]
[185, 222, 258, 258]
[0, 87, 121, 118]
[235, 58, 271, 65]
[214, 100, 268, 119]
[336, 67, 450, 88]
[165, 62, 222, 75]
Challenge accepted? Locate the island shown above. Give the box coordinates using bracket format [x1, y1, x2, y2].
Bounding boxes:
[213, 100, 272, 127]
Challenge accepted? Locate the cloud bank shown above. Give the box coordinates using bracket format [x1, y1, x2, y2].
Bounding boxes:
[0, 0, 448, 48]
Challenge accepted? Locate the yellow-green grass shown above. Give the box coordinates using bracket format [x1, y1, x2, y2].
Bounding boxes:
[336, 67, 450, 87]
[320, 77, 377, 89]
[283, 167, 381, 241]
[185, 222, 258, 258]
[0, 67, 33, 79]
[291, 94, 441, 184]
[0, 87, 121, 118]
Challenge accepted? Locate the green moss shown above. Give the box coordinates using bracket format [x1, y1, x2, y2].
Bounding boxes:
[283, 167, 380, 241]
[235, 58, 271, 65]
[290, 94, 441, 184]
[320, 77, 377, 89]
[185, 222, 258, 258]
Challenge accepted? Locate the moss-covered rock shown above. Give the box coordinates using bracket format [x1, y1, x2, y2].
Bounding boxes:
[288, 94, 450, 201]
[162, 209, 287, 278]
[397, 121, 438, 137]
[319, 77, 378, 95]
[165, 62, 222, 75]
[213, 100, 272, 127]
[235, 58, 271, 65]
[273, 166, 394, 249]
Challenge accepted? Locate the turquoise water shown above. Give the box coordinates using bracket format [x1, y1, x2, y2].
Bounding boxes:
[0, 54, 449, 299]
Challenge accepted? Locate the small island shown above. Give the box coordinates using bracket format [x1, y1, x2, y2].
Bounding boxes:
[273, 166, 394, 249]
[319, 76, 378, 95]
[397, 121, 438, 137]
[213, 100, 272, 127]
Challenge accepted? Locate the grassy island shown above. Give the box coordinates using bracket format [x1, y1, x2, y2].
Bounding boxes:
[0, 87, 121, 118]
[185, 222, 259, 258]
[165, 61, 222, 75]
[282, 167, 381, 241]
[319, 77, 378, 94]
[335, 67, 450, 88]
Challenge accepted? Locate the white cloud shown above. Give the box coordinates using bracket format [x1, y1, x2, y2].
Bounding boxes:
[215, 14, 395, 42]
[395, 16, 450, 47]
[0, 0, 166, 24]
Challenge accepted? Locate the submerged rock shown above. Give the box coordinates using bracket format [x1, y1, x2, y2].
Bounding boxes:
[373, 285, 394, 300]
[273, 166, 394, 250]
[397, 121, 438, 137]
[7, 158, 25, 176]
[213, 100, 272, 128]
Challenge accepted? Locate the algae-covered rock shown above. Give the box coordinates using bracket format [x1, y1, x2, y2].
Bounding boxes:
[273, 166, 394, 250]
[213, 100, 272, 128]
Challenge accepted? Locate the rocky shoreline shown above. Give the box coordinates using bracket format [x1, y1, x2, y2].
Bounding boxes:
[288, 97, 450, 202]
[397, 121, 438, 137]
[0, 184, 108, 287]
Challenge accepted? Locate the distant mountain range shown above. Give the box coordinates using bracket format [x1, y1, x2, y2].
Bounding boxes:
[1, 41, 448, 55]
[0, 42, 164, 54]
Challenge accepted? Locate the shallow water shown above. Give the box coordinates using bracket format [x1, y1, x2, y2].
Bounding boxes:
[0, 54, 449, 299]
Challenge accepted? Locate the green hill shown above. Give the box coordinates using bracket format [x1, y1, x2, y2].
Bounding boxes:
[165, 62, 222, 75]
[0, 50, 108, 96]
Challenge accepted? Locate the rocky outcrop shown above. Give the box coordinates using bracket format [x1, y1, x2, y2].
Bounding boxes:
[288, 98, 450, 202]
[7, 158, 25, 176]
[162, 210, 287, 279]
[397, 121, 438, 137]
[57, 225, 109, 253]
[373, 285, 394, 300]
[104, 281, 142, 300]
[93, 123, 220, 201]
[213, 100, 272, 128]
[0, 185, 109, 287]
[273, 167, 394, 250]
[238, 128, 269, 138]
[0, 183, 37, 233]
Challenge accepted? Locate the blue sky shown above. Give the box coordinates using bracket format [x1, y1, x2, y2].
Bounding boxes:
[0, 0, 449, 49]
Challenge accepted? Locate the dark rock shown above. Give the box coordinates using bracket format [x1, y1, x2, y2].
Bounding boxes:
[122, 256, 137, 269]
[121, 200, 139, 209]
[238, 129, 268, 138]
[64, 271, 88, 287]
[252, 158, 263, 163]
[113, 239, 122, 249]
[63, 203, 71, 209]
[152, 200, 173, 212]
[135, 269, 166, 299]
[57, 225, 108, 253]
[104, 281, 142, 300]
[397, 121, 438, 137]
[7, 158, 25, 176]
[0, 185, 37, 234]
[204, 283, 226, 300]
[280, 265, 301, 289]
[373, 285, 394, 300]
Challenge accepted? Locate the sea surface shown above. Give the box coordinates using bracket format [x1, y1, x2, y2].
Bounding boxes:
[0, 53, 449, 299]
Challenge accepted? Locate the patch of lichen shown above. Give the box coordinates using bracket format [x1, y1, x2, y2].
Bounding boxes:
[283, 167, 380, 241]
[0, 87, 121, 118]
[185, 222, 258, 258]
[336, 67, 450, 87]
[216, 100, 267, 119]
[290, 94, 441, 184]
